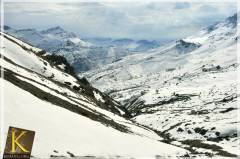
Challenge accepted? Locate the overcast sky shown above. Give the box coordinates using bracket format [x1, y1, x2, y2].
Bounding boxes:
[4, 0, 237, 40]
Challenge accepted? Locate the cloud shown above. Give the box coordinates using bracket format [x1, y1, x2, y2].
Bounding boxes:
[174, 2, 191, 9]
[4, 1, 237, 40]
[198, 4, 218, 12]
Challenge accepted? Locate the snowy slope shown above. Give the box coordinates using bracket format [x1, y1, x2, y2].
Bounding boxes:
[81, 14, 240, 157]
[0, 32, 188, 158]
[3, 80, 188, 158]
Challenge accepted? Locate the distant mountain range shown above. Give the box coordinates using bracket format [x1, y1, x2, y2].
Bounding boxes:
[4, 26, 162, 73]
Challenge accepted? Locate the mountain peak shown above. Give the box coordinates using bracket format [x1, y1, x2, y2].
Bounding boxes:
[113, 38, 134, 42]
[2, 25, 12, 30]
[206, 13, 237, 33]
[16, 28, 37, 32]
[41, 26, 65, 34]
[226, 13, 237, 27]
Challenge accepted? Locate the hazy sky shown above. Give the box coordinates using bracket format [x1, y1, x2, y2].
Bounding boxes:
[4, 0, 237, 40]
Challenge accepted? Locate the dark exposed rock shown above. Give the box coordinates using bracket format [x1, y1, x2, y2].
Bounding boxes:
[194, 127, 208, 135]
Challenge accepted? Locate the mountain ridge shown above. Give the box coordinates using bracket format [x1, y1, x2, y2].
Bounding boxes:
[4, 25, 162, 73]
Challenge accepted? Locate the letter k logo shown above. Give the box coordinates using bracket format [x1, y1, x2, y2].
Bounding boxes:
[11, 129, 29, 153]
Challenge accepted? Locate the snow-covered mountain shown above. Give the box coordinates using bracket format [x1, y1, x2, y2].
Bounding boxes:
[0, 32, 188, 158]
[83, 37, 161, 52]
[6, 26, 91, 48]
[5, 26, 161, 73]
[81, 13, 240, 157]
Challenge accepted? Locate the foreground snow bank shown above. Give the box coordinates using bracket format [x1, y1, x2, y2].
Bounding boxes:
[2, 80, 187, 158]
